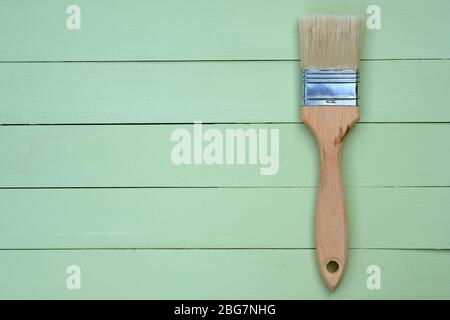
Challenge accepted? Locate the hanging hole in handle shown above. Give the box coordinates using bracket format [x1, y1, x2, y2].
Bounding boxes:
[326, 260, 339, 273]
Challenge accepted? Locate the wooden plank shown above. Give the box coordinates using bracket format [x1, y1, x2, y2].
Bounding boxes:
[1, 60, 449, 124]
[0, 249, 449, 299]
[0, 187, 448, 249]
[0, 124, 448, 187]
[0, 0, 449, 61]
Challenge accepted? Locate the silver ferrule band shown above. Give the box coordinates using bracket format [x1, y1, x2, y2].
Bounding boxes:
[302, 69, 359, 106]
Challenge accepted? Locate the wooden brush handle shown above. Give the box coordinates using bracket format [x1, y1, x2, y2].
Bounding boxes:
[302, 106, 359, 291]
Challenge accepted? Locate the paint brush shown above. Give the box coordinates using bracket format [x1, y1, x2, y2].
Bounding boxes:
[300, 15, 362, 291]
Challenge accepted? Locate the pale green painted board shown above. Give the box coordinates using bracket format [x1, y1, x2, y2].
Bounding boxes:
[1, 0, 449, 300]
[1, 60, 449, 124]
[0, 0, 449, 61]
[0, 249, 449, 299]
[0, 187, 449, 249]
[0, 124, 448, 187]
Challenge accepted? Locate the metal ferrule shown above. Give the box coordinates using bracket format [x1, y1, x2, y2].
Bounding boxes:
[302, 69, 359, 106]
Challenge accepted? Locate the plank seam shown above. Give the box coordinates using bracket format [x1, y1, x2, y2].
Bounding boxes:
[0, 186, 449, 190]
[2, 122, 450, 126]
[0, 58, 449, 63]
[0, 248, 449, 251]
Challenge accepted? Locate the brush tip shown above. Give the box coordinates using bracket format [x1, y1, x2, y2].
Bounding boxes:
[300, 15, 363, 70]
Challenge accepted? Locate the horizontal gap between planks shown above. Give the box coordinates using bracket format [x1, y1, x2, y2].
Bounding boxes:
[0, 248, 449, 251]
[0, 186, 449, 190]
[2, 122, 450, 126]
[0, 58, 449, 64]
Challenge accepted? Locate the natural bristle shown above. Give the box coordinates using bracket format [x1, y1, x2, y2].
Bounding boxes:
[300, 15, 362, 69]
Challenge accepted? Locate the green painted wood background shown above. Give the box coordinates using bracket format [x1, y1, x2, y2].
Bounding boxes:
[0, 0, 449, 299]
